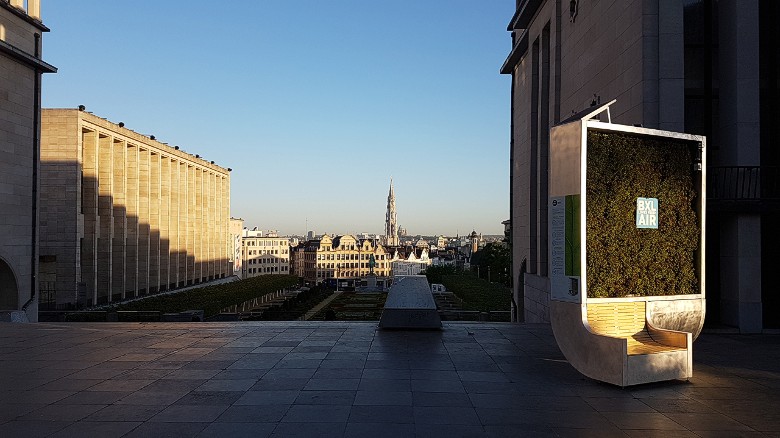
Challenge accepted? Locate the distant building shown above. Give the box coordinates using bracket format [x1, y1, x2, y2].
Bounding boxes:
[0, 1, 56, 321]
[290, 242, 306, 278]
[384, 180, 399, 247]
[391, 246, 431, 276]
[241, 229, 290, 278]
[469, 230, 482, 256]
[300, 234, 391, 286]
[229, 218, 244, 278]
[39, 109, 231, 308]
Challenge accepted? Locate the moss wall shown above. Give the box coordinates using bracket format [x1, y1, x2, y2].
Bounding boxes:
[586, 131, 699, 297]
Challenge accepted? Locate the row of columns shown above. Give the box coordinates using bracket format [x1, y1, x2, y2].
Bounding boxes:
[81, 128, 230, 305]
[9, 0, 40, 20]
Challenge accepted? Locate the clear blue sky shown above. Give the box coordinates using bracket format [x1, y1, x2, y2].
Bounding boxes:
[41, 1, 513, 237]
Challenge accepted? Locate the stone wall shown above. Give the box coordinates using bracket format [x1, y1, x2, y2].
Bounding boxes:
[0, 3, 52, 321]
[524, 273, 550, 323]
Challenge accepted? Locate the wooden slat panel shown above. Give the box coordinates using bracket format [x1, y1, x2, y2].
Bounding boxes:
[587, 301, 685, 355]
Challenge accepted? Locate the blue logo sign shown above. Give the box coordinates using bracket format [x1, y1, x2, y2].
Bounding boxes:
[636, 197, 658, 229]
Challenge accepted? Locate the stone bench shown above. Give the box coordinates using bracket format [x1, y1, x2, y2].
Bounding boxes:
[379, 276, 441, 329]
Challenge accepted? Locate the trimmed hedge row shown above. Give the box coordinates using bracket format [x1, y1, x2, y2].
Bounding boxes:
[586, 131, 699, 297]
[439, 273, 511, 312]
[312, 292, 387, 321]
[113, 275, 299, 317]
[245, 286, 332, 321]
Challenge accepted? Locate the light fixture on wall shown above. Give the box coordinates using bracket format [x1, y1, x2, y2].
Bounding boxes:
[570, 0, 578, 22]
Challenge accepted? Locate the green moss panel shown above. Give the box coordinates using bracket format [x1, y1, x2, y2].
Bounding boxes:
[586, 131, 699, 298]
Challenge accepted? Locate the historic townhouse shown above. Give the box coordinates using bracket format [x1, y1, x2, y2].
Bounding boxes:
[301, 234, 391, 286]
[241, 229, 290, 278]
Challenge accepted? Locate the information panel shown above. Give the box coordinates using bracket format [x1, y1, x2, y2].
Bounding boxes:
[549, 195, 582, 302]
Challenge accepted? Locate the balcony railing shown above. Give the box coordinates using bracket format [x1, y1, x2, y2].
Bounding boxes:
[707, 166, 780, 211]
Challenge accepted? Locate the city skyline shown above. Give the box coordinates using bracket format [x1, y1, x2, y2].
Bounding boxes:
[40, 1, 513, 236]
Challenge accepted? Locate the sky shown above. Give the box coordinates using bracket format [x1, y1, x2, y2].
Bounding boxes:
[41, 1, 514, 237]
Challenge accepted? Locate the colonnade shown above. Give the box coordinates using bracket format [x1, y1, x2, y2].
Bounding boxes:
[9, 0, 40, 20]
[79, 125, 230, 305]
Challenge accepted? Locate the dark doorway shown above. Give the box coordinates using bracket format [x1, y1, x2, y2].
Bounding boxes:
[0, 259, 19, 310]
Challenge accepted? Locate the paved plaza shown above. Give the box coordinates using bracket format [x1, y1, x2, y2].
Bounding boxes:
[0, 321, 778, 437]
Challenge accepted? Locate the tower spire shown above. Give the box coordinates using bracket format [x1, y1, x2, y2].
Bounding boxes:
[385, 179, 398, 247]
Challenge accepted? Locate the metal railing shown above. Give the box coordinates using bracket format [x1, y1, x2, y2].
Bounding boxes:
[707, 166, 780, 201]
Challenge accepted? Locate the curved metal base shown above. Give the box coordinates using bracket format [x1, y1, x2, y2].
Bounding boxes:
[551, 299, 699, 387]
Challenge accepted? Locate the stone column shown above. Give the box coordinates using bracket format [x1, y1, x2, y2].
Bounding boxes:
[137, 148, 150, 294]
[97, 134, 113, 303]
[169, 159, 180, 288]
[179, 162, 188, 285]
[657, 0, 685, 132]
[80, 129, 99, 305]
[213, 171, 219, 279]
[111, 138, 126, 299]
[203, 171, 216, 280]
[159, 156, 171, 290]
[149, 152, 161, 292]
[718, 0, 762, 333]
[223, 175, 230, 276]
[187, 164, 196, 285]
[125, 144, 139, 297]
[28, 0, 40, 20]
[194, 168, 203, 282]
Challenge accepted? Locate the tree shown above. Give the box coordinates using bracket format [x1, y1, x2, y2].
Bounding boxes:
[472, 242, 511, 286]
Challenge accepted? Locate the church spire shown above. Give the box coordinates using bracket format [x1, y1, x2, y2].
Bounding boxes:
[385, 179, 399, 247]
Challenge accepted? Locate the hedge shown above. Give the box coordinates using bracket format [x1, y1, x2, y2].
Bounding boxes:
[113, 275, 299, 317]
[586, 131, 699, 297]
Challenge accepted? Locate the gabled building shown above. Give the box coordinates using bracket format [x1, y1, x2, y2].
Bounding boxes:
[391, 246, 431, 276]
[299, 234, 391, 286]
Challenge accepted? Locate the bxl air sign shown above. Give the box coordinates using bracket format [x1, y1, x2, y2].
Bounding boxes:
[636, 197, 659, 229]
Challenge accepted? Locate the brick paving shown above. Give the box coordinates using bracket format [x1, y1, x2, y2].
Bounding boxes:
[0, 321, 778, 437]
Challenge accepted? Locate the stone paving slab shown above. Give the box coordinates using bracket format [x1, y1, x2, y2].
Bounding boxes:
[0, 321, 778, 437]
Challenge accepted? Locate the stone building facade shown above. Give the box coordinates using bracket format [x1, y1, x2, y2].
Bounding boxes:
[241, 229, 290, 278]
[300, 234, 391, 286]
[229, 217, 244, 278]
[502, 0, 780, 331]
[0, 0, 55, 321]
[39, 109, 231, 308]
